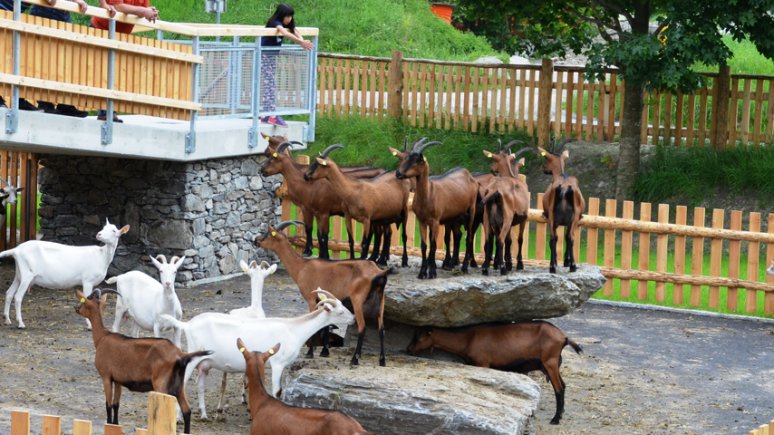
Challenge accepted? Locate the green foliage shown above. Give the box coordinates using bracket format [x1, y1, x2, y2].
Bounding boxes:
[693, 35, 774, 75]
[144, 0, 500, 61]
[633, 145, 774, 207]
[303, 117, 531, 175]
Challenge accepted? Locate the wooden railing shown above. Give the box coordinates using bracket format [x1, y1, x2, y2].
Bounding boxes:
[749, 420, 774, 435]
[281, 189, 774, 317]
[317, 53, 774, 148]
[6, 392, 177, 435]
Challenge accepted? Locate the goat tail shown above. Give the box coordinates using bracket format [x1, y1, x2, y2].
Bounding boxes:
[566, 337, 583, 355]
[178, 350, 213, 369]
[481, 190, 501, 206]
[104, 276, 118, 285]
[0, 247, 15, 259]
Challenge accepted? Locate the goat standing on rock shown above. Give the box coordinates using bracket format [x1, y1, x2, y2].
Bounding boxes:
[2, 219, 129, 329]
[538, 140, 585, 273]
[407, 320, 582, 425]
[74, 288, 210, 434]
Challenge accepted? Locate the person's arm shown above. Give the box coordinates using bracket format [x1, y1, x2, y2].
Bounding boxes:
[275, 25, 313, 50]
[98, 0, 117, 17]
[109, 0, 158, 21]
[42, 0, 88, 15]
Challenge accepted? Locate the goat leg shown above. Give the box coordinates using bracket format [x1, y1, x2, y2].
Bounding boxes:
[302, 219, 314, 256]
[418, 241, 428, 279]
[427, 233, 438, 279]
[566, 227, 577, 272]
[351, 330, 366, 366]
[549, 233, 558, 274]
[482, 234, 493, 276]
[379, 326, 386, 367]
[441, 225, 453, 270]
[320, 326, 330, 357]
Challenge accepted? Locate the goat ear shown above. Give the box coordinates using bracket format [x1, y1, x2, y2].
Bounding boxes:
[267, 264, 278, 274]
[120, 225, 130, 234]
[517, 157, 526, 167]
[240, 260, 250, 273]
[561, 150, 570, 160]
[315, 156, 327, 166]
[237, 338, 248, 354]
[483, 150, 494, 158]
[537, 147, 548, 157]
[388, 147, 400, 157]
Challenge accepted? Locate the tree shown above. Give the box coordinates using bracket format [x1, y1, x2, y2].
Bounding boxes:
[454, 0, 774, 199]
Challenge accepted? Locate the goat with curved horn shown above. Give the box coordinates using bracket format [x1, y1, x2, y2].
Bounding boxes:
[415, 140, 443, 154]
[276, 142, 293, 154]
[502, 139, 525, 153]
[318, 143, 345, 158]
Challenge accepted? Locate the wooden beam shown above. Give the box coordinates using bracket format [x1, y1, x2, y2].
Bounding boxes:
[0, 73, 201, 111]
[173, 23, 319, 37]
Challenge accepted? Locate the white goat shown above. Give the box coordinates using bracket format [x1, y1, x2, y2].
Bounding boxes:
[158, 289, 354, 421]
[106, 255, 185, 346]
[229, 260, 277, 319]
[768, 261, 774, 276]
[2, 219, 129, 329]
[0, 179, 23, 212]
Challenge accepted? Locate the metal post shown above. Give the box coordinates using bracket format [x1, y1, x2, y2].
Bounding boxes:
[306, 36, 319, 142]
[101, 19, 116, 145]
[5, 0, 22, 134]
[247, 38, 262, 148]
[230, 36, 241, 115]
[186, 36, 200, 154]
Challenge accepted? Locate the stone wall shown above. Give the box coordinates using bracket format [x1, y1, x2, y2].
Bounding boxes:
[37, 155, 281, 283]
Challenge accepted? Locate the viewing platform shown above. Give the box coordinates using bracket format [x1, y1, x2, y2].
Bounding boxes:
[0, 0, 319, 161]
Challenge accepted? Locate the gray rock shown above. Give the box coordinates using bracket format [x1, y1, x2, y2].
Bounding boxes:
[385, 264, 605, 326]
[281, 351, 539, 435]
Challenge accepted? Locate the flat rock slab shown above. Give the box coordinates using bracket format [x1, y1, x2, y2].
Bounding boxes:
[281, 349, 540, 435]
[384, 264, 606, 327]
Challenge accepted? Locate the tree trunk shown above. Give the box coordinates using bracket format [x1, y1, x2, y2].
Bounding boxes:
[616, 79, 644, 200]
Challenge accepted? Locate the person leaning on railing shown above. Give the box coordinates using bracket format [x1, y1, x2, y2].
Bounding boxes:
[0, 0, 117, 115]
[90, 0, 158, 123]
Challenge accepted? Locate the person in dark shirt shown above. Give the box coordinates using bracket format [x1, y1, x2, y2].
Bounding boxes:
[259, 3, 312, 127]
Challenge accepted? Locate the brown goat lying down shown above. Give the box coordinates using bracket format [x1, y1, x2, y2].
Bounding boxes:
[406, 320, 582, 425]
[74, 289, 211, 434]
[238, 338, 372, 435]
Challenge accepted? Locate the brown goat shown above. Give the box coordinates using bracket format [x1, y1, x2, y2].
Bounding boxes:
[238, 338, 372, 435]
[537, 141, 586, 273]
[305, 143, 411, 267]
[255, 221, 393, 366]
[74, 289, 211, 434]
[406, 321, 582, 425]
[395, 138, 478, 279]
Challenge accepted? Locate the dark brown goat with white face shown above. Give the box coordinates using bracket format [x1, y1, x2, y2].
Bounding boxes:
[238, 338, 372, 435]
[259, 142, 384, 259]
[74, 289, 211, 434]
[395, 138, 479, 279]
[255, 221, 393, 366]
[406, 321, 582, 425]
[304, 144, 411, 267]
[538, 141, 585, 273]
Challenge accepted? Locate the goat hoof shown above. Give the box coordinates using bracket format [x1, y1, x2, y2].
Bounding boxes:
[549, 266, 557, 274]
[320, 348, 330, 357]
[516, 262, 524, 271]
[379, 357, 386, 367]
[550, 417, 560, 425]
[350, 357, 359, 366]
[17, 323, 26, 329]
[482, 268, 488, 276]
[569, 265, 577, 272]
[500, 268, 507, 276]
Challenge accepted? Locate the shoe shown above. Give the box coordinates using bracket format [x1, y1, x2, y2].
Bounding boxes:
[97, 111, 124, 123]
[37, 101, 57, 114]
[56, 103, 88, 118]
[18, 98, 42, 111]
[268, 116, 288, 127]
[260, 116, 270, 123]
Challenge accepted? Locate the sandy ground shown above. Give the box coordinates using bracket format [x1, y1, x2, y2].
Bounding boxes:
[1, 262, 773, 435]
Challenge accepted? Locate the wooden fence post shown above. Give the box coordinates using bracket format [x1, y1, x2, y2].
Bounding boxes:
[147, 391, 177, 435]
[387, 50, 404, 120]
[537, 58, 554, 147]
[712, 64, 731, 148]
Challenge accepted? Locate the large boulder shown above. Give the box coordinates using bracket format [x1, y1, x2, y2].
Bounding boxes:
[280, 350, 540, 435]
[384, 264, 605, 327]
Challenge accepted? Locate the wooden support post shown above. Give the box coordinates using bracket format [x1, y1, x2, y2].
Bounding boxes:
[537, 58, 553, 147]
[72, 419, 92, 435]
[41, 415, 61, 435]
[11, 410, 30, 435]
[104, 424, 122, 435]
[147, 391, 177, 435]
[387, 50, 404, 120]
[712, 64, 731, 148]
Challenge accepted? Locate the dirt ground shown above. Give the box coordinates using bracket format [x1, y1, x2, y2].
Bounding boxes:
[1, 261, 773, 435]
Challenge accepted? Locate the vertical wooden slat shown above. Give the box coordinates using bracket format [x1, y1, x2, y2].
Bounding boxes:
[585, 197, 600, 266]
[585, 80, 594, 139]
[752, 79, 764, 144]
[620, 200, 634, 298]
[686, 92, 696, 146]
[663, 93, 673, 145]
[727, 210, 742, 311]
[690, 207, 706, 306]
[428, 63, 437, 129]
[72, 419, 92, 435]
[673, 206, 687, 305]
[11, 410, 30, 435]
[535, 192, 546, 260]
[316, 57, 327, 115]
[765, 214, 774, 315]
[640, 91, 650, 144]
[9, 152, 18, 246]
[341, 58, 351, 118]
[607, 72, 618, 140]
[482, 66, 492, 133]
[655, 204, 669, 302]
[445, 64, 454, 130]
[740, 78, 752, 144]
[602, 199, 616, 296]
[708, 209, 724, 308]
[470, 66, 481, 133]
[698, 87, 709, 146]
[41, 414, 61, 435]
[746, 212, 761, 313]
[766, 80, 774, 142]
[728, 77, 740, 146]
[574, 72, 583, 140]
[674, 92, 684, 146]
[497, 66, 507, 133]
[526, 69, 536, 136]
[453, 65, 463, 130]
[637, 202, 652, 300]
[553, 70, 564, 138]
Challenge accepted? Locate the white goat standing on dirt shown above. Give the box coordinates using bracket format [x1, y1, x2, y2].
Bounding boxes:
[229, 260, 277, 319]
[106, 255, 186, 346]
[1, 219, 129, 329]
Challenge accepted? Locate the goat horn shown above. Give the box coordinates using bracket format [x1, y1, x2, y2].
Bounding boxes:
[319, 143, 344, 158]
[274, 220, 305, 232]
[502, 140, 525, 153]
[276, 142, 293, 154]
[155, 254, 168, 264]
[170, 256, 180, 264]
[290, 140, 304, 146]
[415, 140, 442, 154]
[411, 137, 429, 151]
[497, 138, 503, 152]
[402, 137, 409, 152]
[511, 147, 535, 160]
[98, 288, 121, 298]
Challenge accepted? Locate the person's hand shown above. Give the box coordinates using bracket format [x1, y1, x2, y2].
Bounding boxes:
[44, 0, 56, 6]
[75, 0, 88, 14]
[141, 6, 159, 22]
[299, 39, 313, 50]
[98, 0, 117, 17]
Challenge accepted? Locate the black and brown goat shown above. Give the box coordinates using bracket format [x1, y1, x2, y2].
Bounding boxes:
[479, 148, 531, 275]
[538, 141, 585, 273]
[406, 321, 582, 425]
[237, 339, 372, 435]
[305, 143, 411, 267]
[255, 221, 393, 366]
[259, 142, 384, 259]
[395, 138, 478, 279]
[74, 289, 211, 434]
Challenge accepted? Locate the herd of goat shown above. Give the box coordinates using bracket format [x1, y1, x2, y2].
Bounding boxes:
[0, 135, 587, 433]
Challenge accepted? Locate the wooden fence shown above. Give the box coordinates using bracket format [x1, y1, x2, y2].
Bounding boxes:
[318, 53, 774, 148]
[750, 420, 774, 435]
[0, 151, 38, 250]
[6, 392, 178, 435]
[281, 188, 774, 317]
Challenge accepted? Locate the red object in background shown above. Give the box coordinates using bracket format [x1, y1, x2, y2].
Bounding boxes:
[430, 2, 455, 24]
